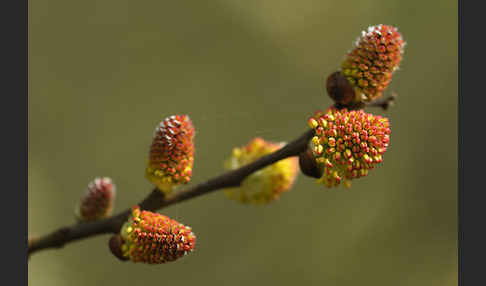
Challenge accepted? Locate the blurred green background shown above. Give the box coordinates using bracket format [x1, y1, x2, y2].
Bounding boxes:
[28, 0, 457, 285]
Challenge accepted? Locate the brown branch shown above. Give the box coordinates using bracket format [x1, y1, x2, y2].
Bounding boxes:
[365, 92, 397, 110]
[333, 92, 397, 111]
[28, 129, 314, 257]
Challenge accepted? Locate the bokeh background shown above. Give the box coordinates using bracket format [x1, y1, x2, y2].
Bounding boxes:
[28, 0, 457, 285]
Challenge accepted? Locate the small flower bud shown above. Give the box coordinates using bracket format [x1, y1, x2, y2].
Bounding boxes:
[76, 177, 116, 222]
[146, 115, 195, 194]
[341, 24, 405, 102]
[224, 137, 299, 204]
[307, 107, 391, 188]
[119, 206, 196, 264]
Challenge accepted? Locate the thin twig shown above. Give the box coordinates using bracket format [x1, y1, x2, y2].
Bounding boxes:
[365, 92, 397, 110]
[333, 92, 397, 111]
[28, 129, 314, 257]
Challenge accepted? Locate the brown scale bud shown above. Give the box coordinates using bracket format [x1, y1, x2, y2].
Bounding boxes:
[298, 148, 324, 179]
[109, 234, 129, 261]
[326, 71, 358, 106]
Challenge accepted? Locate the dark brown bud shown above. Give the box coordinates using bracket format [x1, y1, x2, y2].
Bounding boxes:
[326, 71, 357, 105]
[298, 148, 323, 179]
[109, 235, 129, 261]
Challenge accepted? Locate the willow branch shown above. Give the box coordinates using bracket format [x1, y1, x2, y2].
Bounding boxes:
[365, 92, 397, 110]
[28, 129, 314, 257]
[333, 92, 397, 111]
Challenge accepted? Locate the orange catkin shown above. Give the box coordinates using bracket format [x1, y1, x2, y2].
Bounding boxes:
[341, 24, 405, 102]
[145, 115, 195, 193]
[308, 107, 391, 188]
[119, 206, 196, 264]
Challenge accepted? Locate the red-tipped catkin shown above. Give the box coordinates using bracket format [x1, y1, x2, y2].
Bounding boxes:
[341, 24, 405, 102]
[119, 206, 196, 264]
[307, 107, 391, 188]
[145, 115, 195, 193]
[76, 177, 116, 222]
[224, 137, 299, 204]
